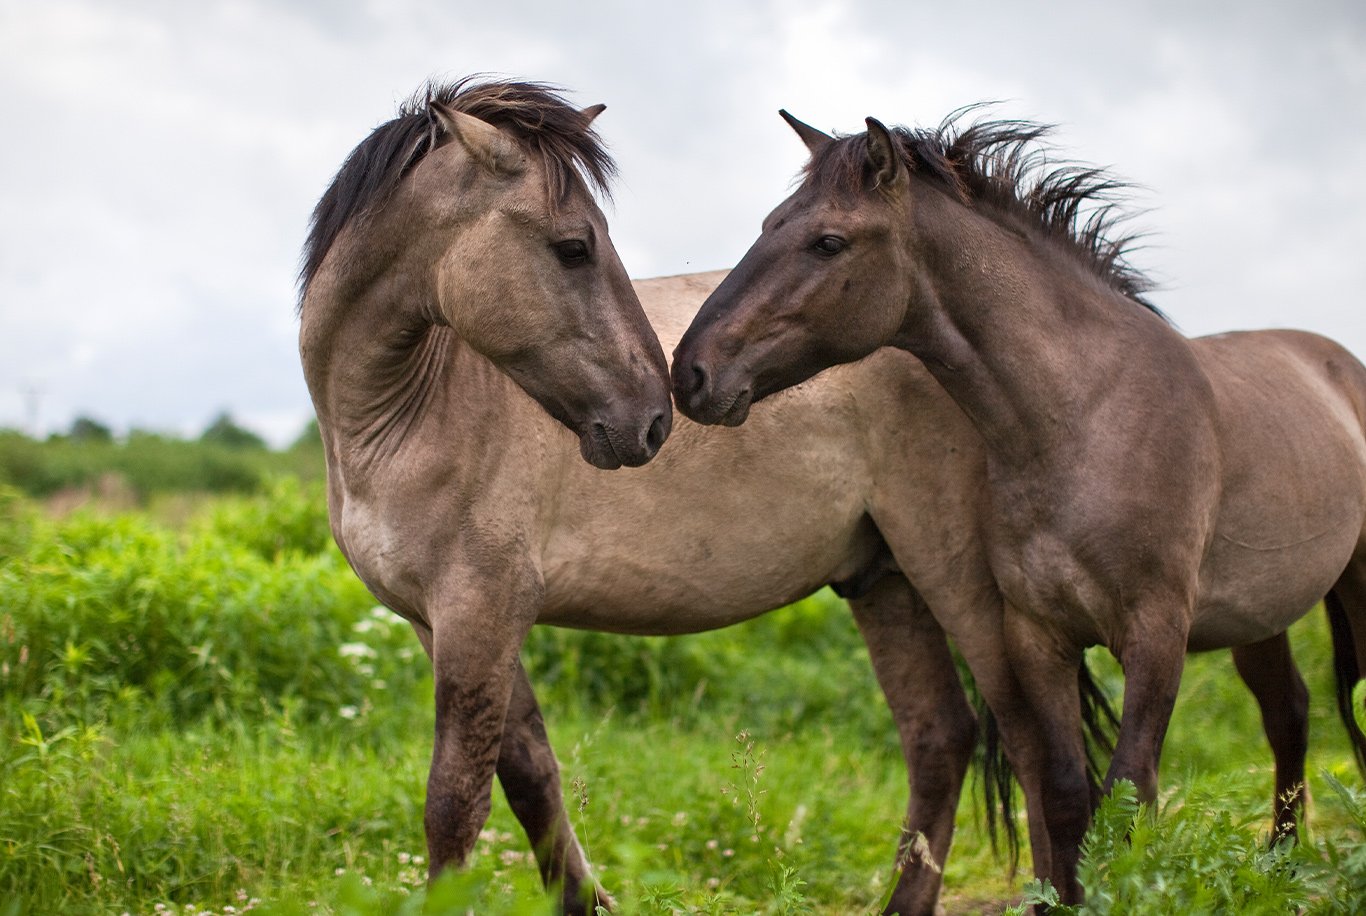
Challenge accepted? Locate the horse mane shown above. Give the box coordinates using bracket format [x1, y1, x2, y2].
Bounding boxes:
[805, 106, 1161, 315]
[299, 76, 616, 302]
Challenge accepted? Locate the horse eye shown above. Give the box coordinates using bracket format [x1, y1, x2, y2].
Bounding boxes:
[553, 240, 589, 267]
[812, 235, 846, 256]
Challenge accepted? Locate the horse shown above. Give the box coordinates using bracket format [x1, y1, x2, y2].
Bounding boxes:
[671, 107, 1366, 904]
[300, 78, 1007, 915]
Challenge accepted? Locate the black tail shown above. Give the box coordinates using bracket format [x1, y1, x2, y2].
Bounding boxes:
[1078, 656, 1121, 789]
[978, 652, 1120, 873]
[980, 705, 1020, 872]
[1326, 592, 1366, 776]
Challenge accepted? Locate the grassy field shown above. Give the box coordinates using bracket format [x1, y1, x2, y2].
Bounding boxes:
[3, 478, 1365, 914]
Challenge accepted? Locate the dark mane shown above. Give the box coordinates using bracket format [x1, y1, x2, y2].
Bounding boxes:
[805, 107, 1160, 314]
[299, 77, 616, 301]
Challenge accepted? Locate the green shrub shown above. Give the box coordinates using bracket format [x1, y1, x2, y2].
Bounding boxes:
[0, 427, 324, 500]
[0, 498, 417, 728]
[1007, 775, 1366, 915]
[521, 588, 889, 735]
[191, 477, 335, 560]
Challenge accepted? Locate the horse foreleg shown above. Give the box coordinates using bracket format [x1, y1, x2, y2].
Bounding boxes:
[1001, 608, 1090, 905]
[1105, 604, 1190, 803]
[1231, 633, 1309, 840]
[424, 575, 538, 883]
[850, 575, 976, 916]
[498, 659, 613, 914]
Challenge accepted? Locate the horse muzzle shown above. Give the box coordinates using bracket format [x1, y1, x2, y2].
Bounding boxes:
[671, 356, 754, 427]
[578, 405, 672, 470]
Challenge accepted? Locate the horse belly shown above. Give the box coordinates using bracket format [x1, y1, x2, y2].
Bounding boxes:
[1190, 518, 1360, 651]
[538, 556, 847, 634]
[538, 457, 877, 634]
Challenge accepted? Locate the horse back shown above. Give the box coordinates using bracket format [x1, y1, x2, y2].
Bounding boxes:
[633, 270, 732, 354]
[1195, 329, 1366, 452]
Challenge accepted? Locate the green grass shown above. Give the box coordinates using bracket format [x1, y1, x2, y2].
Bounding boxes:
[2, 484, 1365, 913]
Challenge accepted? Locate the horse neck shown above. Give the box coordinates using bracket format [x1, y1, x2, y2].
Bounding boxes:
[894, 185, 1179, 465]
[301, 257, 488, 476]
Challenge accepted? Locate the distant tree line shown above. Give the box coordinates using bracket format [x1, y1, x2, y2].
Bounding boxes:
[0, 412, 323, 499]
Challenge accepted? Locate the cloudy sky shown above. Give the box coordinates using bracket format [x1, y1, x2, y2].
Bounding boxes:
[2, 0, 1363, 445]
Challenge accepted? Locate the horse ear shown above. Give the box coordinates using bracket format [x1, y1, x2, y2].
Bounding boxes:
[779, 109, 834, 154]
[864, 117, 906, 191]
[430, 102, 525, 177]
[580, 103, 607, 126]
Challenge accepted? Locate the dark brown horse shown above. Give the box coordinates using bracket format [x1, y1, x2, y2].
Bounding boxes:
[674, 108, 1366, 904]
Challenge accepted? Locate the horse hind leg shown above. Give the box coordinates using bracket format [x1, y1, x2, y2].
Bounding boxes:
[498, 660, 611, 914]
[1326, 553, 1366, 776]
[849, 574, 977, 916]
[1230, 632, 1309, 840]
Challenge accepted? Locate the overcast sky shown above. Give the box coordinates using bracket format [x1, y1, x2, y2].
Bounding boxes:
[2, 0, 1363, 445]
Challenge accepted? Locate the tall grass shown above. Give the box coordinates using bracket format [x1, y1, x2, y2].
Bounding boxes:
[2, 483, 1365, 913]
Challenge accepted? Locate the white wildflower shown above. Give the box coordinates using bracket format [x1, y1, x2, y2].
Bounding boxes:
[339, 642, 377, 660]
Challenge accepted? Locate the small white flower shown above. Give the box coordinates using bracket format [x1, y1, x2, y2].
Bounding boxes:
[338, 706, 359, 720]
[339, 642, 377, 659]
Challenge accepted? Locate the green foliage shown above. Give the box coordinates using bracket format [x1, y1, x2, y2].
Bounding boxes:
[521, 588, 889, 736]
[1, 485, 1365, 914]
[1312, 774, 1366, 914]
[1005, 776, 1366, 915]
[1076, 780, 1312, 914]
[0, 484, 37, 560]
[0, 424, 324, 500]
[0, 485, 418, 729]
[68, 415, 114, 443]
[201, 411, 268, 450]
[191, 476, 337, 560]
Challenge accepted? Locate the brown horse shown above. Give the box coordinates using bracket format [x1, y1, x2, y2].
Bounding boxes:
[301, 79, 1015, 914]
[298, 78, 672, 909]
[673, 108, 1366, 904]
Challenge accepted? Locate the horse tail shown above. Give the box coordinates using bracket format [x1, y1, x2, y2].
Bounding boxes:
[1325, 590, 1366, 775]
[1078, 654, 1121, 791]
[978, 692, 1020, 873]
[977, 652, 1119, 873]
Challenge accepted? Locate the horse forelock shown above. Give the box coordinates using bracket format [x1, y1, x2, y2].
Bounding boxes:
[802, 107, 1162, 318]
[298, 76, 617, 308]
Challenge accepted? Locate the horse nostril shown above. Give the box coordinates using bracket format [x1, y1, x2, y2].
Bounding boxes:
[689, 364, 708, 398]
[645, 412, 668, 453]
